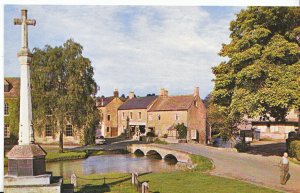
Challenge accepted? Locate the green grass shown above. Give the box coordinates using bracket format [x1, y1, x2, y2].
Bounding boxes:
[190, 154, 213, 172]
[67, 154, 280, 193]
[46, 151, 87, 162]
[153, 138, 168, 144]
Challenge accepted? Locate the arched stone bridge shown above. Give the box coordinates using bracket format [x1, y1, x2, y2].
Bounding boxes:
[127, 144, 192, 164]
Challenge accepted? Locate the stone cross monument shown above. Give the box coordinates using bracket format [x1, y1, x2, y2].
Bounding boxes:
[14, 9, 36, 145]
[6, 9, 46, 177]
[5, 9, 70, 193]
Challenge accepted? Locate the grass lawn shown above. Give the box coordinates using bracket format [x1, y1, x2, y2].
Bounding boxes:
[68, 154, 280, 193]
[46, 151, 88, 162]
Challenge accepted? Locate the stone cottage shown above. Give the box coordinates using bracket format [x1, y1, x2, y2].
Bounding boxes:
[96, 89, 126, 137]
[148, 87, 207, 144]
[118, 93, 158, 138]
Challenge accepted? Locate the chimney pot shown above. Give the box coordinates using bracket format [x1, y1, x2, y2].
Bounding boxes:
[129, 91, 135, 99]
[114, 88, 119, 98]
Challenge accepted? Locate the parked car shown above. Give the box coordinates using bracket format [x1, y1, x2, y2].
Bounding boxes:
[95, 136, 106, 145]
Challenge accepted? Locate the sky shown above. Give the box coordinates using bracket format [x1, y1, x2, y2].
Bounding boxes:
[4, 5, 243, 98]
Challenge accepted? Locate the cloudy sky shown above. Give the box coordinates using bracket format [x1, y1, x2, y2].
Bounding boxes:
[4, 5, 242, 98]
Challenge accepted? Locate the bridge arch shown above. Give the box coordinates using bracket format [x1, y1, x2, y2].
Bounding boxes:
[146, 150, 162, 160]
[164, 154, 178, 164]
[134, 149, 145, 156]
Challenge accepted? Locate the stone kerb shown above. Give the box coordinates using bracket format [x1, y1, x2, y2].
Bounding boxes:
[127, 144, 192, 164]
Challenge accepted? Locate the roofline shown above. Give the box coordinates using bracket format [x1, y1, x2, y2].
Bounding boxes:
[148, 109, 188, 112]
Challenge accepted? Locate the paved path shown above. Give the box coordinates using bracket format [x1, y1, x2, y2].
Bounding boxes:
[157, 143, 300, 193]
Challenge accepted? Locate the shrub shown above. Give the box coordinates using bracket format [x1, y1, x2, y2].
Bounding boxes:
[146, 132, 155, 137]
[175, 123, 187, 139]
[287, 140, 300, 161]
[162, 134, 168, 138]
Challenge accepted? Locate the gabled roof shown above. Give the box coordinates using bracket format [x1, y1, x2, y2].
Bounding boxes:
[97, 96, 115, 107]
[4, 77, 20, 98]
[118, 96, 158, 110]
[148, 95, 195, 112]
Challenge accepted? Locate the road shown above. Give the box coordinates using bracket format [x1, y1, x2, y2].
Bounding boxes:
[157, 143, 300, 193]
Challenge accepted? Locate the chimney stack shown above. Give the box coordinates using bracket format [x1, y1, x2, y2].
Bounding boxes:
[101, 98, 104, 106]
[160, 88, 168, 97]
[113, 88, 119, 98]
[194, 86, 199, 97]
[129, 91, 135, 99]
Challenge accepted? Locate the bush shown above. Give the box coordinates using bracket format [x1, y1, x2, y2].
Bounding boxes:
[146, 132, 155, 137]
[287, 140, 300, 161]
[175, 123, 187, 139]
[162, 134, 168, 138]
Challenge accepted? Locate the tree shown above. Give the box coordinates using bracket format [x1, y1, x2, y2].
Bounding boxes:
[175, 123, 187, 139]
[31, 39, 99, 152]
[212, 7, 300, 134]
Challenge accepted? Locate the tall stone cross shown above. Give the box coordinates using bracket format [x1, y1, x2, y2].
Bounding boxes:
[14, 9, 36, 145]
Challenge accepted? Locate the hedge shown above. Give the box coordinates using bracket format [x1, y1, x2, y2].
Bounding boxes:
[287, 139, 300, 161]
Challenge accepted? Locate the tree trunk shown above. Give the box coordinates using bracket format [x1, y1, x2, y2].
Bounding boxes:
[58, 120, 64, 153]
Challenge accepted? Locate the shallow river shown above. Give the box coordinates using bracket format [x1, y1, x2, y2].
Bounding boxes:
[46, 154, 178, 178]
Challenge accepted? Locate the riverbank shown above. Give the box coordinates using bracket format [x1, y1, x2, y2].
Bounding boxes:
[66, 154, 280, 193]
[4, 147, 127, 167]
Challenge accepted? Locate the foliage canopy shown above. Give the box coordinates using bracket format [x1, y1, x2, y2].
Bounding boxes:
[212, 7, 300, 132]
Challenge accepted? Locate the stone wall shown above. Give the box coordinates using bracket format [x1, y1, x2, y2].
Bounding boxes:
[147, 111, 188, 137]
[118, 109, 148, 135]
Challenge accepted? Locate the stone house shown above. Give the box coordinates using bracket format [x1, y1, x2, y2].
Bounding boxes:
[96, 89, 126, 138]
[118, 93, 158, 137]
[243, 109, 299, 140]
[148, 87, 207, 144]
[4, 78, 20, 144]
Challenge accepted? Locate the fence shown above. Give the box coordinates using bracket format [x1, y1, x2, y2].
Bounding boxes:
[70, 173, 150, 193]
[131, 173, 151, 193]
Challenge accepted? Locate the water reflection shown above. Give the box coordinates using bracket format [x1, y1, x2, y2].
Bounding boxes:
[46, 154, 178, 178]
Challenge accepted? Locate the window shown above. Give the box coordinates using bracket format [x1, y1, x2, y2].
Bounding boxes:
[175, 114, 179, 120]
[194, 100, 198, 107]
[45, 125, 52, 137]
[158, 114, 161, 120]
[139, 112, 142, 119]
[130, 112, 133, 119]
[66, 125, 73, 136]
[4, 124, 10, 138]
[4, 103, 9, 115]
[107, 127, 110, 132]
[4, 84, 10, 92]
[107, 115, 111, 121]
[122, 112, 125, 120]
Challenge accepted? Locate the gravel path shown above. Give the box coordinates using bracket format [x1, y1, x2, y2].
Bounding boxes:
[158, 143, 300, 193]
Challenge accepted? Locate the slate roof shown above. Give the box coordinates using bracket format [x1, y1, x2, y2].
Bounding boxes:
[97, 96, 115, 107]
[118, 96, 158, 110]
[4, 77, 20, 98]
[148, 95, 195, 112]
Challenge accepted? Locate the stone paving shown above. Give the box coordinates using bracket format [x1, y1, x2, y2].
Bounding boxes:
[158, 143, 300, 193]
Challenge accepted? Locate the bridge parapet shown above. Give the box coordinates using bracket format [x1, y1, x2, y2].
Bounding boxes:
[127, 144, 192, 164]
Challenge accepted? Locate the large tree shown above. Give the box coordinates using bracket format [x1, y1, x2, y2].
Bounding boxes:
[31, 39, 99, 152]
[212, 7, 300, 135]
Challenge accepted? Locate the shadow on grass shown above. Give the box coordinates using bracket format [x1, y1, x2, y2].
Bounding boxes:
[246, 142, 286, 157]
[76, 172, 152, 193]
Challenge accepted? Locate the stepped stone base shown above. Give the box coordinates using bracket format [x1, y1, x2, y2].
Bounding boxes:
[4, 174, 63, 193]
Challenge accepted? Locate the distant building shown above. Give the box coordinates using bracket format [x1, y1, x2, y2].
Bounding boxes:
[96, 89, 126, 137]
[148, 87, 207, 144]
[242, 110, 299, 140]
[4, 78, 20, 144]
[118, 93, 158, 137]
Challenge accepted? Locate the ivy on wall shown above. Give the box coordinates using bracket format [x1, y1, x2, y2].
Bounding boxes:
[4, 98, 20, 144]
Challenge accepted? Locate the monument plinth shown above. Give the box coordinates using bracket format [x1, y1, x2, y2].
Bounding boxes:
[4, 9, 72, 193]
